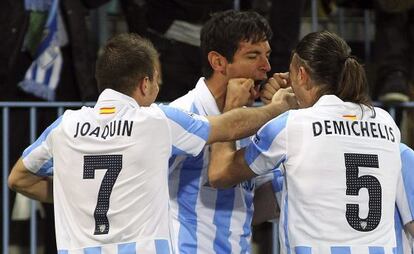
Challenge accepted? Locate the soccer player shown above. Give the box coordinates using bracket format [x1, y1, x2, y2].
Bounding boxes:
[208, 30, 404, 253]
[167, 10, 285, 253]
[268, 143, 414, 254]
[7, 33, 297, 254]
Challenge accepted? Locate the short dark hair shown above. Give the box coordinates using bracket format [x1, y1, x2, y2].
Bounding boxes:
[95, 33, 159, 95]
[200, 10, 272, 79]
[293, 31, 371, 106]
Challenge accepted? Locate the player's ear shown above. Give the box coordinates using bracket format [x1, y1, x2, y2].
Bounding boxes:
[298, 66, 312, 91]
[139, 77, 150, 96]
[208, 51, 227, 75]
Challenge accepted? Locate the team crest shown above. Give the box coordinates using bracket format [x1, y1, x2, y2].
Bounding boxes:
[99, 224, 106, 233]
[360, 221, 367, 230]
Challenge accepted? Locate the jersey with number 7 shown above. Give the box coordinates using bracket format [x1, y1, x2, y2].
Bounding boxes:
[21, 89, 210, 253]
[245, 95, 401, 254]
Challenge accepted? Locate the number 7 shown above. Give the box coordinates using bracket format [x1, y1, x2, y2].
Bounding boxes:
[83, 155, 123, 235]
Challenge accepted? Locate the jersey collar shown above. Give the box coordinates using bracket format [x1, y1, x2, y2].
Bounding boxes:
[313, 95, 344, 107]
[96, 89, 140, 108]
[194, 77, 221, 116]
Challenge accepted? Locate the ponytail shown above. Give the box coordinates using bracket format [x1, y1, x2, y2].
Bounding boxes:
[337, 56, 372, 107]
[294, 31, 372, 108]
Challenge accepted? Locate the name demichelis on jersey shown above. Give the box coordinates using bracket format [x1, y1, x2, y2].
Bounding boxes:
[312, 119, 395, 142]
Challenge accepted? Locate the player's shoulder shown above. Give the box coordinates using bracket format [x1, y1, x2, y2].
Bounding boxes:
[58, 106, 91, 124]
[372, 106, 397, 124]
[169, 90, 196, 111]
[258, 110, 291, 137]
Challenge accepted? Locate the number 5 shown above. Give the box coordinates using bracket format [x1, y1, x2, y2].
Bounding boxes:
[83, 155, 123, 235]
[345, 153, 381, 232]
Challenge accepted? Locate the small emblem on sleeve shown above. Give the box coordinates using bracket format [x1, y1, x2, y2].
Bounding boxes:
[342, 114, 357, 121]
[100, 107, 116, 114]
[253, 135, 260, 144]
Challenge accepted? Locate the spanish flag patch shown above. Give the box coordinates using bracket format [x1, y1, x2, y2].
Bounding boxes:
[342, 114, 357, 121]
[100, 107, 116, 114]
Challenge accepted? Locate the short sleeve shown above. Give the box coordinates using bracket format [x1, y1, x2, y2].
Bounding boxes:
[159, 104, 210, 156]
[396, 143, 414, 225]
[245, 111, 289, 175]
[22, 116, 63, 176]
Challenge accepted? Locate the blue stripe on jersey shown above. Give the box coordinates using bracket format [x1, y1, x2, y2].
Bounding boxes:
[369, 247, 385, 254]
[23, 116, 63, 158]
[213, 188, 235, 253]
[155, 239, 170, 254]
[37, 158, 53, 176]
[272, 170, 283, 193]
[283, 193, 291, 254]
[295, 246, 311, 254]
[245, 111, 289, 166]
[240, 188, 254, 254]
[172, 145, 187, 156]
[118, 242, 136, 254]
[159, 104, 209, 141]
[331, 246, 351, 254]
[400, 144, 414, 216]
[394, 206, 404, 254]
[58, 251, 68, 254]
[177, 151, 204, 253]
[84, 246, 101, 254]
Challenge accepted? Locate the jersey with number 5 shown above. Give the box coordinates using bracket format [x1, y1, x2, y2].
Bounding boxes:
[245, 95, 401, 254]
[21, 89, 210, 254]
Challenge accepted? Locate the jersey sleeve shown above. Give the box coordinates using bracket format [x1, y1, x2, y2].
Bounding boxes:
[159, 104, 210, 156]
[244, 111, 289, 176]
[21, 116, 63, 176]
[396, 143, 414, 226]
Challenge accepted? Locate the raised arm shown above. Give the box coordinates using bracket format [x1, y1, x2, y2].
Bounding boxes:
[208, 106, 291, 188]
[8, 157, 53, 203]
[205, 86, 297, 145]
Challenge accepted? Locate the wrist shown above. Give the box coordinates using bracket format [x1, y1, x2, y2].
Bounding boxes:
[265, 102, 284, 118]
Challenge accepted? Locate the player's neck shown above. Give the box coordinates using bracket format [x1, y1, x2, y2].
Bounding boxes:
[205, 76, 227, 113]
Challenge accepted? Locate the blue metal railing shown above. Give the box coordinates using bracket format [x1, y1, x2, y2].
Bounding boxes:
[1, 102, 93, 254]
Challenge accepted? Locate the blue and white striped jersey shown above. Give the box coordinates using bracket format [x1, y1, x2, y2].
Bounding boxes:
[168, 78, 259, 254]
[395, 144, 414, 254]
[22, 89, 210, 254]
[245, 95, 402, 254]
[271, 143, 414, 254]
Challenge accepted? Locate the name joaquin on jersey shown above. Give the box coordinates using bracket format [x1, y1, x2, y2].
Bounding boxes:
[312, 119, 395, 142]
[73, 120, 133, 139]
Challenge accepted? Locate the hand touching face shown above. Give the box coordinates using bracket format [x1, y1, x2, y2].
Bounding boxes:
[260, 72, 291, 105]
